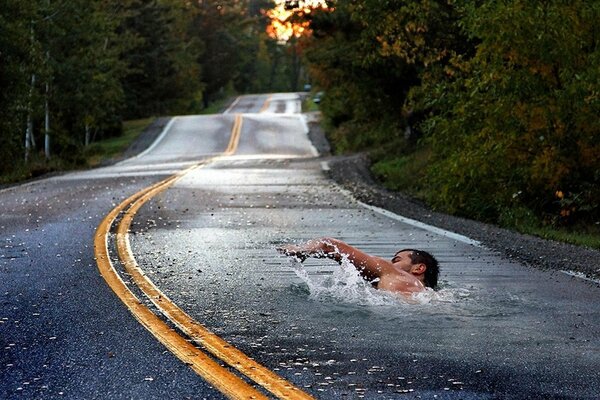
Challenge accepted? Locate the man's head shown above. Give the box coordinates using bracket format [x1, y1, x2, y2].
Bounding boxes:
[392, 249, 439, 289]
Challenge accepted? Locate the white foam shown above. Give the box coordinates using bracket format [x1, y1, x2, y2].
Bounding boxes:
[288, 257, 471, 308]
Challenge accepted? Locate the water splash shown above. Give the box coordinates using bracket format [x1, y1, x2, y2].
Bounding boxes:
[412, 286, 472, 304]
[291, 257, 391, 305]
[288, 257, 470, 308]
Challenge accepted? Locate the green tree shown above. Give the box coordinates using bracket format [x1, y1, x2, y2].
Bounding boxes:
[190, 0, 292, 103]
[51, 0, 127, 146]
[189, 0, 244, 107]
[423, 1, 600, 225]
[233, 0, 276, 93]
[119, 0, 202, 118]
[303, 2, 417, 151]
[303, 0, 599, 228]
[0, 0, 38, 173]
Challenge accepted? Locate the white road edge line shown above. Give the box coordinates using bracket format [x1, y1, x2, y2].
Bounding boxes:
[224, 96, 241, 114]
[358, 202, 483, 248]
[299, 114, 319, 157]
[122, 117, 178, 163]
[321, 161, 483, 248]
[560, 270, 600, 284]
[321, 163, 599, 282]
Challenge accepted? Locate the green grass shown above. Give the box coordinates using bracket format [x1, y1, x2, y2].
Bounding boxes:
[302, 97, 320, 112]
[85, 97, 232, 167]
[1, 114, 185, 186]
[370, 148, 600, 250]
[0, 156, 64, 185]
[200, 98, 231, 115]
[85, 97, 231, 167]
[371, 147, 430, 200]
[85, 117, 154, 167]
[519, 225, 600, 250]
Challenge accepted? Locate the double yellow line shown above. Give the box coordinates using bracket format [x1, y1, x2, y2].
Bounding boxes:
[224, 114, 243, 155]
[94, 115, 314, 399]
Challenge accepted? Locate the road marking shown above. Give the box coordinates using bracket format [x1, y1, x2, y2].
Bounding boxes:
[224, 96, 242, 114]
[95, 116, 314, 399]
[127, 117, 177, 161]
[224, 114, 243, 155]
[358, 201, 483, 247]
[94, 173, 266, 400]
[322, 162, 483, 248]
[560, 270, 600, 284]
[260, 95, 272, 113]
[115, 171, 313, 400]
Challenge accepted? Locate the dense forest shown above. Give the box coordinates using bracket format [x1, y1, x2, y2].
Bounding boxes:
[0, 0, 303, 177]
[1, 0, 598, 236]
[299, 0, 599, 233]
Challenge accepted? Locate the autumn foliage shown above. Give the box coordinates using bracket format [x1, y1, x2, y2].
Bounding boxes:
[303, 0, 599, 228]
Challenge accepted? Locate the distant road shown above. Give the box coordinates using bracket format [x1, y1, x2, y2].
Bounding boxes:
[1, 93, 598, 399]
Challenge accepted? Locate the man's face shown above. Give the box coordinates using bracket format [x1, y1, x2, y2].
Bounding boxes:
[391, 250, 416, 273]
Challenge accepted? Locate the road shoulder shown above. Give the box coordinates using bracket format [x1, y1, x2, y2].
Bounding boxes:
[306, 117, 600, 283]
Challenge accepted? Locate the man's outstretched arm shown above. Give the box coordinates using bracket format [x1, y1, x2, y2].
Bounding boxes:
[278, 237, 393, 281]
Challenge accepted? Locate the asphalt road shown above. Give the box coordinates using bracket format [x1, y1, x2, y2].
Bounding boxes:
[1, 93, 599, 399]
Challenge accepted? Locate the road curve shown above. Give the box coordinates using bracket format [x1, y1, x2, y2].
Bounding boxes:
[1, 93, 599, 399]
[129, 94, 600, 398]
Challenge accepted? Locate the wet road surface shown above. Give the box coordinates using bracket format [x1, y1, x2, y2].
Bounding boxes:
[1, 93, 599, 399]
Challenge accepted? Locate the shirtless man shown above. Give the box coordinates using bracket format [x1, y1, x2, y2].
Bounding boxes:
[278, 237, 439, 294]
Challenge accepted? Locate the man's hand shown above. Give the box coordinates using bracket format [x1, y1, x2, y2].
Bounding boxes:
[277, 244, 308, 262]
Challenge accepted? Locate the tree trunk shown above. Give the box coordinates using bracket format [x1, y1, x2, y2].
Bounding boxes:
[85, 123, 90, 147]
[25, 116, 32, 162]
[289, 39, 300, 92]
[45, 82, 50, 160]
[25, 73, 36, 162]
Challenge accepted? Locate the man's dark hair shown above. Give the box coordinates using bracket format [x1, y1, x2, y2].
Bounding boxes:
[401, 249, 439, 289]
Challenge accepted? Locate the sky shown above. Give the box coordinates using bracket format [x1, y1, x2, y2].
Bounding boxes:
[266, 0, 329, 42]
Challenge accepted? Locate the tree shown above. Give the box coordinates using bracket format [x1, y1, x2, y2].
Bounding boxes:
[303, 2, 417, 151]
[0, 0, 38, 172]
[119, 0, 202, 118]
[302, 0, 599, 228]
[423, 1, 600, 225]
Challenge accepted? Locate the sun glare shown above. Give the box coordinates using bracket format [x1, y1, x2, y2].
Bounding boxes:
[266, 0, 329, 42]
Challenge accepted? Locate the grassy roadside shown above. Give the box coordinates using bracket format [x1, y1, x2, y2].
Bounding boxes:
[371, 150, 600, 250]
[0, 99, 234, 187]
[85, 97, 232, 167]
[199, 97, 231, 115]
[85, 117, 155, 167]
[302, 96, 321, 113]
[514, 224, 600, 251]
[0, 118, 155, 187]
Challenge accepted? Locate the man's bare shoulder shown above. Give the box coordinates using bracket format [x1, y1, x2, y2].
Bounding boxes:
[377, 271, 425, 294]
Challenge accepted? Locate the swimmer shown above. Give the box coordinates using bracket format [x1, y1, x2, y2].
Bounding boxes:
[278, 237, 439, 294]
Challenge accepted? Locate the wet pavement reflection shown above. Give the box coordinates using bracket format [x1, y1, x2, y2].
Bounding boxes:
[130, 152, 600, 398]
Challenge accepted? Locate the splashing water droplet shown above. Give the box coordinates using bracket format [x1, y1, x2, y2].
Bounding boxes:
[289, 258, 472, 309]
[291, 258, 405, 306]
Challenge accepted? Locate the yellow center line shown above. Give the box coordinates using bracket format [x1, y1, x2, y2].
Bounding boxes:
[94, 116, 315, 399]
[94, 174, 265, 400]
[224, 114, 243, 155]
[116, 177, 313, 400]
[259, 95, 272, 113]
